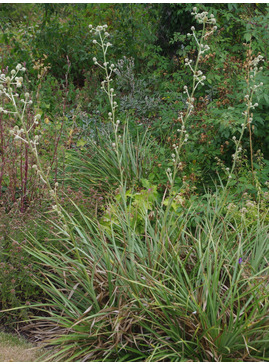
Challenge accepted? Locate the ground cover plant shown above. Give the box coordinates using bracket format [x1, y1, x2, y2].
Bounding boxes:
[0, 3, 269, 362]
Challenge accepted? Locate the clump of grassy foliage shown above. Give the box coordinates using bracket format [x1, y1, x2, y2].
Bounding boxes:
[0, 6, 268, 362]
[23, 189, 269, 361]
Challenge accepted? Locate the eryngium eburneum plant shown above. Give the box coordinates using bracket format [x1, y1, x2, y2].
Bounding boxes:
[216, 54, 264, 214]
[0, 63, 93, 290]
[167, 9, 218, 185]
[0, 65, 47, 184]
[89, 24, 125, 183]
[168, 9, 264, 217]
[0, 8, 268, 362]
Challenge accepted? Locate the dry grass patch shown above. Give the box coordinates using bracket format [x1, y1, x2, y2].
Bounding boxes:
[0, 332, 45, 362]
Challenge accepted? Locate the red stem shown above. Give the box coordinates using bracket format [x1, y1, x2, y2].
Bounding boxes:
[0, 114, 5, 199]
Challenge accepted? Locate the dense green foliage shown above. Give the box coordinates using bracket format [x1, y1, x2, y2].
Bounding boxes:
[0, 3, 268, 361]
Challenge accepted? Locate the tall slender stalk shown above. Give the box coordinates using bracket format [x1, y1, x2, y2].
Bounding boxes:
[0, 113, 5, 199]
[160, 10, 217, 244]
[216, 54, 264, 215]
[0, 65, 98, 308]
[90, 24, 124, 186]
